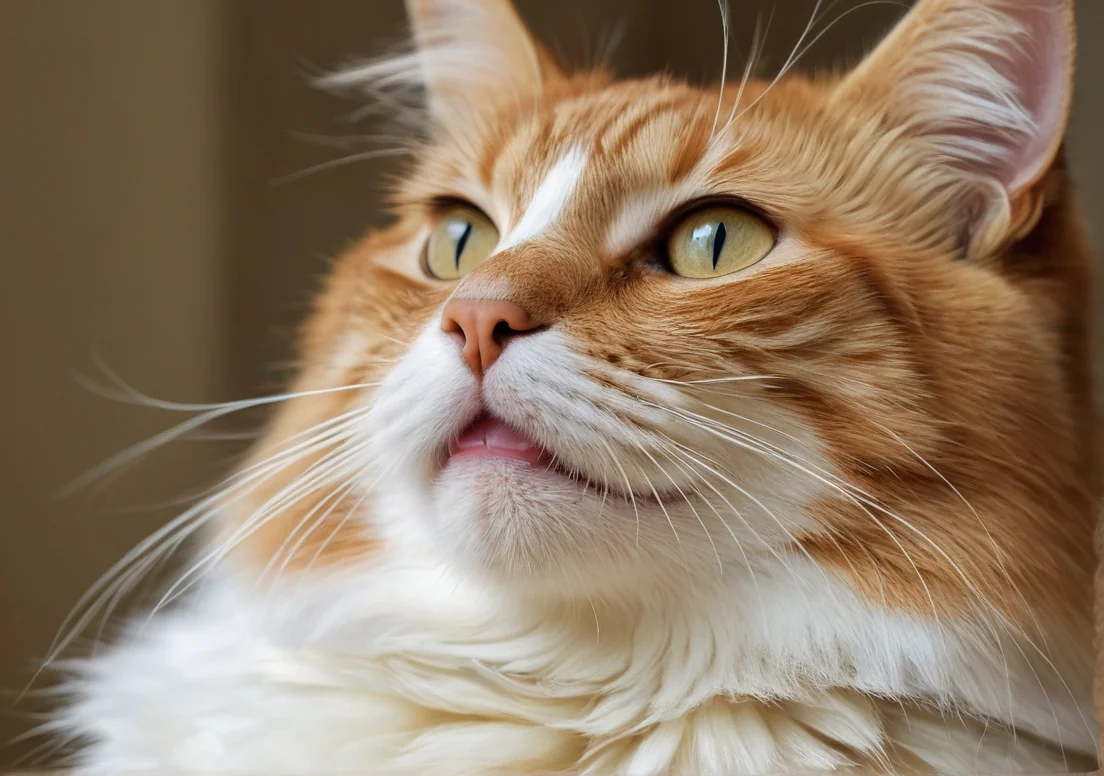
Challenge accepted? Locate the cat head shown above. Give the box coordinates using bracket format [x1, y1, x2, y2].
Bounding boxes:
[229, 0, 1093, 635]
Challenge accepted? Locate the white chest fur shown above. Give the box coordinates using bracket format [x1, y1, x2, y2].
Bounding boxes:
[58, 553, 1094, 774]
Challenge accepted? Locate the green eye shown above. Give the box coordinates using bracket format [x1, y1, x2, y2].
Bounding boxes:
[667, 206, 774, 279]
[424, 206, 499, 280]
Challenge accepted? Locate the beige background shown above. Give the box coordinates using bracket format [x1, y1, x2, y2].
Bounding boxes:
[1, 0, 1101, 766]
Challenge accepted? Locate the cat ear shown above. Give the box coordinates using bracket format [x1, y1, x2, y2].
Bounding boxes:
[835, 0, 1075, 198]
[404, 0, 559, 124]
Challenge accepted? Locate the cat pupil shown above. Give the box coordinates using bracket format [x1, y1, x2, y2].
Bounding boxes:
[712, 222, 726, 269]
[454, 221, 473, 269]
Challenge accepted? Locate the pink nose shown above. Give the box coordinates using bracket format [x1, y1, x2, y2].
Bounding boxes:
[440, 299, 541, 376]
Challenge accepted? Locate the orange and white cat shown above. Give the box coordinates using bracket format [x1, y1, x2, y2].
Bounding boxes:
[57, 0, 1099, 772]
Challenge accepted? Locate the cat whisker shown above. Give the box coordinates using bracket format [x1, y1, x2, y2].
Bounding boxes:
[865, 418, 1021, 738]
[271, 147, 413, 186]
[275, 456, 401, 593]
[649, 374, 779, 386]
[38, 409, 370, 675]
[657, 432, 831, 599]
[866, 422, 1090, 754]
[645, 400, 942, 625]
[626, 455, 692, 584]
[652, 437, 771, 636]
[155, 441, 368, 614]
[60, 375, 382, 498]
[726, 0, 906, 130]
[259, 477, 363, 589]
[650, 442, 724, 575]
[82, 357, 379, 415]
[296, 485, 378, 581]
[287, 130, 415, 151]
[594, 18, 629, 72]
[709, 0, 731, 140]
[597, 437, 643, 549]
[722, 8, 771, 132]
[105, 427, 365, 632]
[713, 0, 823, 140]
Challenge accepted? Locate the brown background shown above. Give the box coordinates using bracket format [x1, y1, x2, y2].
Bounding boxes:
[1, 0, 1102, 766]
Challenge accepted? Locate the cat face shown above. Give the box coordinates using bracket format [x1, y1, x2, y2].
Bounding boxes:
[230, 0, 1093, 633]
[363, 79, 851, 594]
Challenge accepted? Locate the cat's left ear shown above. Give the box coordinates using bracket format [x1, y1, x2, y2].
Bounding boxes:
[404, 0, 562, 125]
[835, 0, 1075, 200]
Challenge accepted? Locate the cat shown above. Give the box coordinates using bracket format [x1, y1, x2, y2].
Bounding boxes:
[53, 0, 1099, 772]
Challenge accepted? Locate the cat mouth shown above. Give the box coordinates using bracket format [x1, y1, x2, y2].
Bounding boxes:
[442, 413, 676, 503]
[446, 413, 553, 468]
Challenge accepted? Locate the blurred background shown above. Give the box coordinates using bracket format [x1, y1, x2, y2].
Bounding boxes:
[1, 0, 1102, 766]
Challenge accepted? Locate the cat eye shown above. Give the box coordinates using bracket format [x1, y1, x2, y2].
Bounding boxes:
[424, 205, 500, 280]
[667, 206, 775, 279]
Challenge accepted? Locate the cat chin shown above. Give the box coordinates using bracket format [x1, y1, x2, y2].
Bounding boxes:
[418, 458, 735, 599]
[431, 458, 625, 581]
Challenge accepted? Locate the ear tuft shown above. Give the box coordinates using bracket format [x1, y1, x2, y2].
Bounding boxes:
[318, 0, 557, 134]
[837, 0, 1074, 198]
[405, 0, 553, 124]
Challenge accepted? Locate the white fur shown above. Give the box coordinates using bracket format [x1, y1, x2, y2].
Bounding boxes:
[497, 145, 588, 252]
[57, 555, 1092, 774]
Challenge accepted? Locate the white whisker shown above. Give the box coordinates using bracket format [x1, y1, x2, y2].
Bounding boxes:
[259, 477, 363, 588]
[723, 9, 771, 131]
[153, 442, 367, 615]
[650, 443, 724, 575]
[60, 378, 381, 498]
[272, 148, 413, 186]
[598, 437, 642, 548]
[37, 407, 371, 679]
[709, 0, 731, 140]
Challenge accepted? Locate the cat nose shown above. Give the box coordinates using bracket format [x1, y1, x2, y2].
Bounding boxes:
[440, 299, 541, 377]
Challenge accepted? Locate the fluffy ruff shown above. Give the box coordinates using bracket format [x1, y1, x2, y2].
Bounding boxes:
[57, 548, 1094, 775]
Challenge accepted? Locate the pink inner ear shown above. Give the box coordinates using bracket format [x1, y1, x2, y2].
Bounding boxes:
[1004, 3, 1070, 193]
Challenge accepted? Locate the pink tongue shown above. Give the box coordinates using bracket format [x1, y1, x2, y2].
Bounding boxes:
[449, 415, 547, 465]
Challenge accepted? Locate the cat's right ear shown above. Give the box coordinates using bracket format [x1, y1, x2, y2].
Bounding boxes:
[404, 0, 561, 125]
[833, 0, 1075, 230]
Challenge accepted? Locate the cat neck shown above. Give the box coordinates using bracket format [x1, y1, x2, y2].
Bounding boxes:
[231, 540, 1094, 760]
